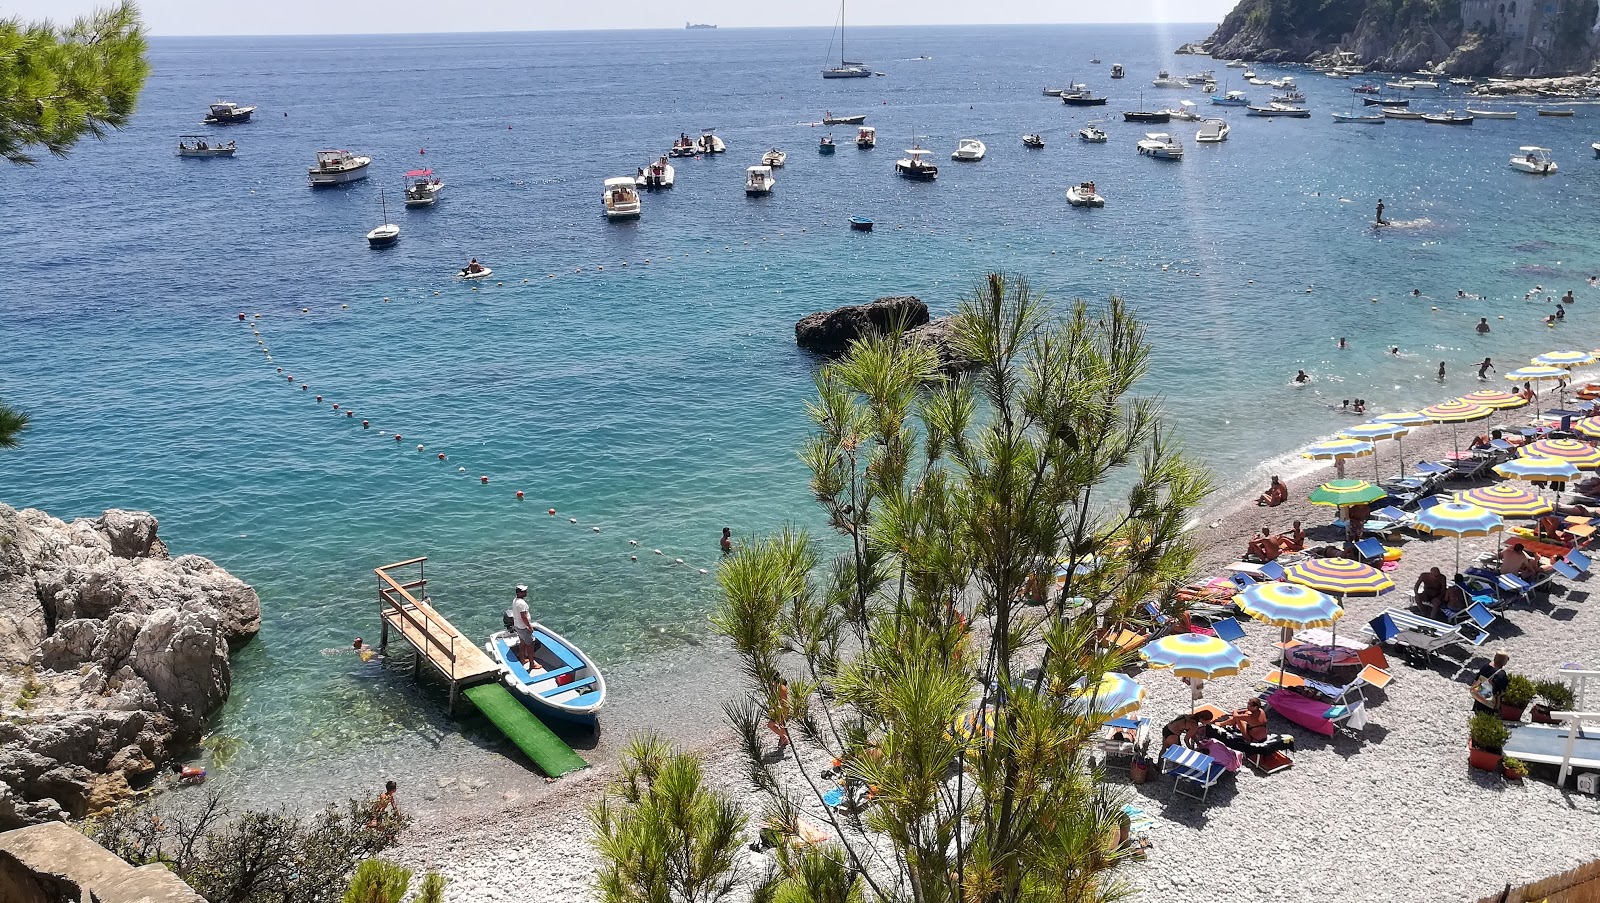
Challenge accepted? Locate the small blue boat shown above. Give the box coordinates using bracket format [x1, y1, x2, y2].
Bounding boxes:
[849, 216, 873, 231]
[485, 623, 606, 725]
[819, 136, 836, 155]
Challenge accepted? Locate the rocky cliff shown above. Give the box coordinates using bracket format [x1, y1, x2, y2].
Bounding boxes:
[0, 505, 259, 829]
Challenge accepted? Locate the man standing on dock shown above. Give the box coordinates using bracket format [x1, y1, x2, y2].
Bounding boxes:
[511, 585, 536, 669]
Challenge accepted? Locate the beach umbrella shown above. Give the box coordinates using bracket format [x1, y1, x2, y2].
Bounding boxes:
[953, 706, 997, 744]
[1532, 351, 1595, 368]
[1064, 672, 1147, 723]
[1456, 484, 1553, 519]
[1461, 389, 1528, 410]
[1420, 399, 1494, 459]
[1340, 422, 1412, 479]
[1494, 456, 1581, 504]
[1141, 633, 1250, 712]
[1374, 411, 1430, 425]
[1523, 437, 1600, 470]
[1416, 501, 1504, 572]
[1573, 417, 1600, 440]
[1307, 478, 1387, 507]
[1283, 557, 1396, 597]
[1506, 365, 1572, 414]
[1234, 582, 1345, 672]
[1302, 437, 1375, 479]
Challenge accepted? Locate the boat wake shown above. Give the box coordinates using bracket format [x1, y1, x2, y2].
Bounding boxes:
[1375, 217, 1432, 229]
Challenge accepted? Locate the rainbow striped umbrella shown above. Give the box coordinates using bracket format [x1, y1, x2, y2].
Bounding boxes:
[1374, 411, 1430, 425]
[1456, 484, 1553, 518]
[1340, 422, 1413, 479]
[1234, 582, 1344, 630]
[1574, 418, 1600, 440]
[1523, 438, 1600, 470]
[1140, 633, 1250, 680]
[1532, 351, 1595, 368]
[1459, 389, 1528, 411]
[1421, 399, 1493, 458]
[1284, 557, 1396, 597]
[1417, 501, 1504, 571]
[1064, 672, 1147, 722]
[1308, 478, 1387, 507]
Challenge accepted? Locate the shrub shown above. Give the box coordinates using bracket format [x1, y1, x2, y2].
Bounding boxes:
[344, 860, 412, 903]
[1535, 678, 1576, 711]
[1500, 674, 1536, 709]
[1470, 712, 1510, 753]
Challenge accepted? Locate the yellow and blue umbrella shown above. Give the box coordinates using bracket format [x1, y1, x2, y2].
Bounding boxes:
[1532, 351, 1595, 368]
[1574, 417, 1600, 440]
[1456, 484, 1552, 518]
[1417, 501, 1504, 571]
[1308, 478, 1387, 507]
[1340, 422, 1412, 479]
[1064, 672, 1147, 722]
[1421, 399, 1494, 422]
[1284, 557, 1396, 597]
[1459, 389, 1528, 411]
[1140, 633, 1250, 680]
[1507, 365, 1572, 382]
[1523, 437, 1600, 470]
[1303, 437, 1374, 478]
[1234, 582, 1344, 629]
[1494, 456, 1581, 503]
[1374, 411, 1430, 425]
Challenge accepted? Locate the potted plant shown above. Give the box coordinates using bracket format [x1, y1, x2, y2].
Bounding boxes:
[1129, 737, 1153, 784]
[1469, 712, 1511, 772]
[1502, 756, 1528, 782]
[1531, 679, 1576, 724]
[1500, 674, 1536, 721]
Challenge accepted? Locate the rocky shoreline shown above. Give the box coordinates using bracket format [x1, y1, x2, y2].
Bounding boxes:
[0, 505, 259, 829]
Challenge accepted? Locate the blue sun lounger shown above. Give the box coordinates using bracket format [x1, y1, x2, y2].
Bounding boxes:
[1161, 745, 1228, 803]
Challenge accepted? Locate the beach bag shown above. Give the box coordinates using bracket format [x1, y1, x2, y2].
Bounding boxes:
[1470, 670, 1501, 708]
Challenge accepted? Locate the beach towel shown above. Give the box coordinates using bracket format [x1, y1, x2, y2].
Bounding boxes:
[1265, 688, 1337, 736]
[1286, 644, 1364, 674]
[1201, 738, 1244, 773]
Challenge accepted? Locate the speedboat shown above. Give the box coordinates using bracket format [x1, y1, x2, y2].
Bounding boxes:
[1136, 132, 1182, 160]
[308, 149, 371, 186]
[1466, 107, 1517, 119]
[1407, 79, 1441, 90]
[1331, 111, 1385, 123]
[1152, 70, 1187, 88]
[1509, 146, 1558, 174]
[1110, 64, 1124, 79]
[1353, 82, 1382, 94]
[602, 176, 642, 219]
[823, 111, 867, 125]
[485, 624, 606, 725]
[1383, 107, 1424, 120]
[403, 168, 444, 206]
[176, 135, 236, 157]
[895, 147, 938, 180]
[1212, 90, 1250, 106]
[668, 133, 698, 157]
[745, 165, 776, 195]
[1365, 96, 1407, 106]
[696, 129, 726, 153]
[1123, 108, 1170, 123]
[1066, 181, 1105, 207]
[365, 188, 399, 248]
[1226, 59, 1246, 68]
[1043, 86, 1065, 96]
[1242, 69, 1257, 79]
[1061, 87, 1110, 106]
[1078, 123, 1108, 142]
[1421, 110, 1473, 125]
[1022, 133, 1045, 148]
[1202, 80, 1217, 93]
[1163, 100, 1201, 121]
[202, 101, 254, 125]
[1537, 107, 1575, 117]
[1195, 118, 1230, 143]
[762, 147, 787, 167]
[951, 138, 986, 161]
[856, 126, 876, 148]
[819, 135, 836, 155]
[636, 156, 676, 188]
[1247, 104, 1310, 117]
[1272, 90, 1307, 103]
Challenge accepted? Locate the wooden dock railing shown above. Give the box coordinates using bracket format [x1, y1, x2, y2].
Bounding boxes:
[375, 557, 499, 713]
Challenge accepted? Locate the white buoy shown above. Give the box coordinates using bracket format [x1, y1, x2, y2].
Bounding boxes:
[628, 539, 639, 546]
[653, 549, 663, 555]
[569, 517, 578, 523]
[592, 526, 601, 533]
[674, 558, 683, 564]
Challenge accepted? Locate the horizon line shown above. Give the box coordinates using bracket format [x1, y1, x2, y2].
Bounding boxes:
[145, 20, 1219, 39]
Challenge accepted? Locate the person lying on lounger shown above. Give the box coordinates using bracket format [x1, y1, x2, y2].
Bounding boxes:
[1498, 543, 1545, 582]
[1210, 698, 1295, 754]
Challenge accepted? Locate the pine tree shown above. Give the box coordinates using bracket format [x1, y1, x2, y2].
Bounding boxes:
[0, 400, 27, 449]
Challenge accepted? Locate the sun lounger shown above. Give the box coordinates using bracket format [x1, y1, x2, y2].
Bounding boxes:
[1265, 663, 1392, 704]
[1161, 745, 1229, 802]
[1354, 537, 1388, 567]
[1245, 750, 1294, 774]
[1363, 609, 1490, 662]
[1210, 617, 1247, 644]
[1097, 716, 1148, 772]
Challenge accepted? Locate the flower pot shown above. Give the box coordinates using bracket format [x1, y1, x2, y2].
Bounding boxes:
[1500, 703, 1527, 721]
[1502, 765, 1526, 782]
[1130, 760, 1151, 784]
[1468, 741, 1503, 773]
[1531, 704, 1556, 724]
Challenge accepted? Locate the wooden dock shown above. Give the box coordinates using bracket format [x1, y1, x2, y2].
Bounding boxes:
[376, 557, 500, 715]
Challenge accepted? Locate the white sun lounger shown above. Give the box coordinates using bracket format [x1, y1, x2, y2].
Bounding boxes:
[1362, 607, 1492, 662]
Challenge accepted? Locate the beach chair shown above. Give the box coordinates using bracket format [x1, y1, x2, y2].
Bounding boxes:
[1354, 537, 1388, 568]
[1568, 549, 1591, 573]
[1210, 617, 1247, 644]
[1368, 506, 1417, 534]
[1363, 610, 1490, 663]
[1228, 572, 1256, 592]
[1161, 745, 1228, 803]
[1255, 560, 1286, 582]
[1265, 663, 1392, 705]
[1096, 716, 1147, 772]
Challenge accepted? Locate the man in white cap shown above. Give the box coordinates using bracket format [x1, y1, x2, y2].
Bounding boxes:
[510, 585, 537, 669]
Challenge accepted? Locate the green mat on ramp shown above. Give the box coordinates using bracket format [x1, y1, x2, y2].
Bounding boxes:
[463, 683, 588, 777]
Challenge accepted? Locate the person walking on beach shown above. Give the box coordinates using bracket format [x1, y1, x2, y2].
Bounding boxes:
[1375, 198, 1386, 225]
[1478, 357, 1494, 380]
[1438, 362, 1447, 381]
[766, 677, 792, 756]
[1476, 318, 1492, 334]
[509, 585, 537, 669]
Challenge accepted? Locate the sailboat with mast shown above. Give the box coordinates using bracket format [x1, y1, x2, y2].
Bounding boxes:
[821, 0, 872, 79]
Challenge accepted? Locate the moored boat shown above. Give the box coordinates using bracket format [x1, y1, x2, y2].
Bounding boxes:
[1421, 110, 1473, 125]
[1212, 90, 1249, 106]
[176, 135, 236, 157]
[1365, 96, 1407, 106]
[856, 126, 876, 148]
[308, 149, 371, 186]
[762, 147, 787, 167]
[1043, 86, 1065, 96]
[1066, 181, 1105, 207]
[895, 146, 938, 180]
[636, 156, 676, 188]
[1078, 123, 1108, 143]
[1163, 100, 1201, 121]
[202, 101, 255, 124]
[602, 176, 642, 219]
[1246, 104, 1310, 118]
[821, 0, 873, 78]
[485, 624, 606, 725]
[1331, 111, 1385, 123]
[696, 129, 726, 153]
[951, 137, 986, 161]
[745, 164, 776, 195]
[823, 111, 867, 124]
[365, 188, 399, 248]
[819, 135, 836, 155]
[1382, 107, 1424, 120]
[1537, 107, 1575, 117]
[1195, 118, 1229, 142]
[849, 216, 874, 231]
[1110, 64, 1124, 79]
[1509, 146, 1558, 174]
[1466, 107, 1517, 119]
[403, 168, 444, 206]
[668, 133, 698, 157]
[1135, 132, 1182, 160]
[1061, 87, 1110, 106]
[1022, 133, 1045, 148]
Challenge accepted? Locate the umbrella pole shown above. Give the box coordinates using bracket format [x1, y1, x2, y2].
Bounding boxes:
[1398, 434, 1406, 478]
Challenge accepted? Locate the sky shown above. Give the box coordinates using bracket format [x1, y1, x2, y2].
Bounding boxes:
[16, 0, 1236, 37]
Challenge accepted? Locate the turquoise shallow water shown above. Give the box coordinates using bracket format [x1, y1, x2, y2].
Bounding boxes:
[4, 24, 1600, 782]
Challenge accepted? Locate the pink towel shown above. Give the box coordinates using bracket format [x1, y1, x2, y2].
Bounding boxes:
[1265, 688, 1337, 736]
[1202, 738, 1244, 772]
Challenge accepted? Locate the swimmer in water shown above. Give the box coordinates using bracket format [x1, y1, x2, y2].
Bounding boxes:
[1478, 357, 1494, 379]
[1438, 362, 1447, 380]
[1389, 346, 1400, 356]
[1338, 337, 1347, 349]
[1477, 318, 1492, 334]
[1563, 290, 1575, 304]
[1412, 289, 1422, 297]
[1557, 305, 1566, 320]
[171, 761, 206, 784]
[1352, 399, 1366, 414]
[1294, 370, 1310, 384]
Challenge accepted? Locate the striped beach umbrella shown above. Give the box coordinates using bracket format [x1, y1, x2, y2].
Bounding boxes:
[1494, 456, 1581, 503]
[1141, 634, 1250, 680]
[1341, 421, 1413, 479]
[1459, 389, 1528, 411]
[1284, 557, 1396, 597]
[1303, 437, 1374, 478]
[1417, 501, 1504, 571]
[1507, 365, 1572, 382]
[1064, 672, 1147, 722]
[1523, 437, 1600, 470]
[1234, 582, 1344, 630]
[1532, 351, 1595, 368]
[1456, 484, 1553, 518]
[1308, 478, 1387, 507]
[1574, 417, 1600, 440]
[1374, 411, 1430, 425]
[1421, 399, 1493, 459]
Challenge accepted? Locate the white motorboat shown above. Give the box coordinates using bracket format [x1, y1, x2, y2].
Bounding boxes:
[1226, 59, 1246, 68]
[1164, 100, 1201, 121]
[822, 111, 867, 125]
[1593, 142, 1600, 158]
[1421, 110, 1473, 125]
[951, 138, 986, 161]
[761, 148, 787, 167]
[1195, 118, 1230, 143]
[308, 149, 371, 186]
[696, 129, 726, 153]
[1383, 107, 1424, 119]
[365, 188, 399, 247]
[636, 156, 676, 188]
[602, 176, 642, 219]
[1450, 77, 1475, 86]
[1078, 123, 1108, 143]
[1043, 86, 1065, 96]
[668, 133, 698, 157]
[1408, 79, 1441, 90]
[1331, 111, 1386, 123]
[1212, 90, 1250, 106]
[1272, 90, 1307, 103]
[744, 164, 776, 195]
[1066, 181, 1105, 207]
[821, 0, 873, 78]
[202, 101, 254, 125]
[176, 135, 236, 157]
[1509, 146, 1558, 174]
[856, 126, 876, 148]
[1247, 104, 1310, 118]
[1110, 64, 1124, 79]
[1152, 70, 1188, 88]
[1248, 77, 1269, 86]
[1466, 107, 1517, 119]
[1022, 133, 1045, 148]
[403, 168, 444, 206]
[1185, 70, 1215, 84]
[1136, 132, 1182, 160]
[1243, 68, 1257, 79]
[895, 146, 938, 180]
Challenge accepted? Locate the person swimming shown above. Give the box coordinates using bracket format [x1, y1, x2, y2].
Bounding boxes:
[1294, 369, 1310, 384]
[1389, 346, 1400, 356]
[1477, 318, 1492, 334]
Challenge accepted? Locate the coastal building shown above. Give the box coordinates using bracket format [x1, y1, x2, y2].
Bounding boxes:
[1460, 0, 1600, 72]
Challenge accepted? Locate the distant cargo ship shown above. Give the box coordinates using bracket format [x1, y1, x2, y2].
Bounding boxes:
[685, 21, 716, 29]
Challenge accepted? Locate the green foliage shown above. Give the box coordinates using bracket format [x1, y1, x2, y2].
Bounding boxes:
[343, 860, 412, 903]
[714, 273, 1212, 903]
[1535, 678, 1576, 711]
[0, 2, 150, 164]
[412, 872, 447, 903]
[0, 400, 29, 449]
[591, 731, 749, 903]
[1501, 756, 1527, 774]
[1470, 711, 1511, 752]
[14, 671, 43, 710]
[88, 789, 409, 903]
[1500, 674, 1536, 709]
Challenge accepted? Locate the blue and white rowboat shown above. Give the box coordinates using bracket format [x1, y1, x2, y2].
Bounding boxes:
[485, 624, 607, 725]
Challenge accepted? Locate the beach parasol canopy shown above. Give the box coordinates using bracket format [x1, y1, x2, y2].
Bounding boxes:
[1573, 418, 1600, 440]
[1339, 421, 1413, 479]
[1455, 484, 1553, 518]
[1522, 438, 1600, 470]
[1140, 634, 1250, 680]
[1302, 438, 1375, 460]
[1234, 582, 1344, 630]
[1308, 478, 1388, 507]
[1531, 351, 1595, 368]
[1420, 399, 1494, 459]
[1284, 557, 1396, 597]
[1373, 411, 1430, 425]
[1064, 672, 1147, 722]
[1459, 389, 1528, 411]
[1417, 501, 1504, 571]
[1494, 456, 1581, 485]
[1506, 365, 1572, 382]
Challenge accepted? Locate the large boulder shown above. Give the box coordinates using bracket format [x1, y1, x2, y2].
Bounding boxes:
[0, 504, 259, 829]
[795, 295, 930, 355]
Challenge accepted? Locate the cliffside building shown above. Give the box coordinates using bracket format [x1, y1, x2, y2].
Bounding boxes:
[1460, 0, 1599, 73]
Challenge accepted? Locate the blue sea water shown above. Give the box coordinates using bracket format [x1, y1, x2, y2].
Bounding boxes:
[4, 23, 1600, 788]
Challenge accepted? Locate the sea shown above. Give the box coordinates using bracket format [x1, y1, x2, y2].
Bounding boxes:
[3, 23, 1600, 800]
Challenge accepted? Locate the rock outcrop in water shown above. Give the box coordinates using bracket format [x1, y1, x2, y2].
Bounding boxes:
[0, 504, 259, 829]
[795, 297, 976, 374]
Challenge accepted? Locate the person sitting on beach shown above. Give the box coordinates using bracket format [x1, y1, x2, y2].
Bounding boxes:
[1214, 698, 1269, 746]
[1555, 501, 1600, 519]
[1277, 520, 1306, 553]
[1293, 370, 1310, 384]
[1246, 527, 1282, 561]
[1413, 567, 1446, 616]
[1257, 475, 1287, 507]
[1498, 543, 1543, 582]
[1520, 383, 1537, 402]
[1477, 318, 1492, 334]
